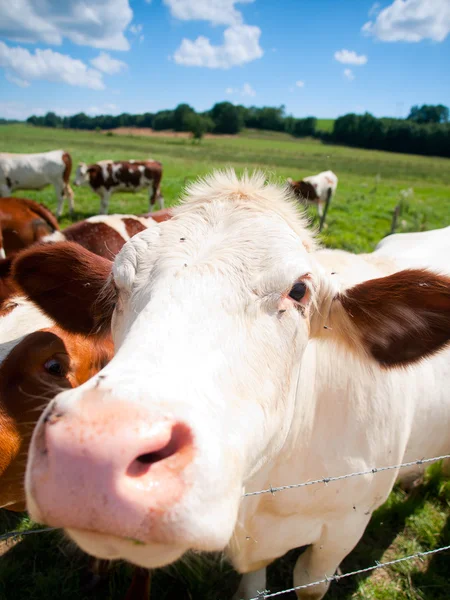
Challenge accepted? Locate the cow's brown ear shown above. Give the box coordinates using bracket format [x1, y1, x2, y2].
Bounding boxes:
[325, 269, 450, 367]
[12, 242, 115, 336]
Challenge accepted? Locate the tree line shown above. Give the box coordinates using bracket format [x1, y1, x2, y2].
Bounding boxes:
[22, 103, 450, 158]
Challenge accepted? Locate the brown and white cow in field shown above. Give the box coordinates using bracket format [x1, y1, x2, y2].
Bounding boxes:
[13, 172, 450, 600]
[43, 214, 159, 259]
[0, 151, 74, 218]
[74, 160, 164, 215]
[288, 169, 338, 217]
[0, 197, 59, 256]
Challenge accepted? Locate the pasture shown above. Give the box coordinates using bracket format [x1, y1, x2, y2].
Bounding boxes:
[1, 123, 450, 600]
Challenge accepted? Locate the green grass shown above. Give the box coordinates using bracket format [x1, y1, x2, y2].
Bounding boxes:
[316, 118, 335, 133]
[1, 124, 450, 599]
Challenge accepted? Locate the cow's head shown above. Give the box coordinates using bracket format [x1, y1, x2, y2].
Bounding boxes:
[12, 171, 450, 568]
[74, 162, 89, 186]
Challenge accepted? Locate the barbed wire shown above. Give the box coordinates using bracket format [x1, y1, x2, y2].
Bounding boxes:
[0, 526, 57, 543]
[244, 453, 450, 497]
[249, 543, 450, 599]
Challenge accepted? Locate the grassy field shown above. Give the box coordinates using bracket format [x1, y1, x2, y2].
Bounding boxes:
[0, 124, 450, 600]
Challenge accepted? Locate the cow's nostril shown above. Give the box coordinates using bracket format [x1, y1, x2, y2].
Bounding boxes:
[127, 423, 193, 478]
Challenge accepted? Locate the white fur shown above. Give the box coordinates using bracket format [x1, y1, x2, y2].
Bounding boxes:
[0, 298, 53, 364]
[26, 171, 450, 600]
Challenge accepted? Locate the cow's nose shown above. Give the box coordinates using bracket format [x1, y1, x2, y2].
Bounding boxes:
[27, 392, 194, 541]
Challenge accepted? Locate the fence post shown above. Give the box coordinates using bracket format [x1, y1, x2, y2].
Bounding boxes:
[319, 188, 332, 232]
[390, 204, 401, 235]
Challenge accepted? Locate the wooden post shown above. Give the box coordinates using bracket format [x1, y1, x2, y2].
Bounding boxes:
[319, 187, 332, 232]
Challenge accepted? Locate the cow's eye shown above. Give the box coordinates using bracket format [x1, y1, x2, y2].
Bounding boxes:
[44, 358, 66, 378]
[288, 282, 307, 302]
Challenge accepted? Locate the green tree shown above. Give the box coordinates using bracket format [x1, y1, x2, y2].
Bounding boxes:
[174, 104, 196, 131]
[407, 104, 449, 124]
[210, 102, 244, 134]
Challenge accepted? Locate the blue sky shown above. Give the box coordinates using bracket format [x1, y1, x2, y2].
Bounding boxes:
[0, 0, 449, 121]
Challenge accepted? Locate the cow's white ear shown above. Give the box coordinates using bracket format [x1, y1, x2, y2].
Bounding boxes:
[287, 177, 293, 184]
[314, 269, 450, 368]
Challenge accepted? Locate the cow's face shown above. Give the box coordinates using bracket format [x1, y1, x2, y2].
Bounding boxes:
[74, 163, 89, 186]
[17, 172, 450, 571]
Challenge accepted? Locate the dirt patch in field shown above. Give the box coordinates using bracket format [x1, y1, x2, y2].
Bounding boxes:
[102, 127, 235, 139]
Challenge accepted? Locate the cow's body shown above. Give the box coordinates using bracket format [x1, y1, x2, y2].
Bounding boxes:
[0, 197, 59, 256]
[0, 151, 74, 218]
[74, 160, 164, 215]
[289, 170, 338, 217]
[13, 172, 450, 600]
[44, 214, 157, 259]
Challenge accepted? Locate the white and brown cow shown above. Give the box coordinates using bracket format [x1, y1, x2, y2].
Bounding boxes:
[0, 150, 74, 218]
[43, 214, 159, 259]
[74, 160, 164, 215]
[288, 169, 338, 217]
[13, 172, 450, 600]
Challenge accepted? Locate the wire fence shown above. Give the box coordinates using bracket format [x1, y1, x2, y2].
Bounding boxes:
[1, 452, 450, 598]
[249, 544, 450, 599]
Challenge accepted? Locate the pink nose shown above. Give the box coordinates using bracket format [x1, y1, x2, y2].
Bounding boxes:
[28, 392, 194, 542]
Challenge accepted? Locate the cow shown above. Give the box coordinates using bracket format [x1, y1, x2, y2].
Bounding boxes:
[0, 197, 59, 256]
[43, 214, 158, 259]
[74, 160, 164, 215]
[12, 171, 450, 600]
[0, 295, 114, 511]
[0, 151, 74, 218]
[288, 170, 338, 218]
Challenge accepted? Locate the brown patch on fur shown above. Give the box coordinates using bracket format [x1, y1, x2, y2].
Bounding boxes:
[12, 241, 115, 336]
[87, 165, 104, 190]
[62, 152, 72, 184]
[141, 208, 172, 223]
[289, 180, 319, 202]
[338, 269, 450, 367]
[122, 218, 147, 238]
[63, 220, 126, 259]
[0, 257, 17, 304]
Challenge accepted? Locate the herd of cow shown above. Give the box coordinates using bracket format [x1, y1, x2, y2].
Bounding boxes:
[0, 154, 449, 600]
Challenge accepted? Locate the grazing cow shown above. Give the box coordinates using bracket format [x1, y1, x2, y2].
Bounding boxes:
[0, 151, 74, 218]
[0, 296, 114, 511]
[74, 160, 164, 215]
[43, 214, 158, 259]
[13, 172, 450, 600]
[288, 170, 338, 217]
[0, 197, 59, 256]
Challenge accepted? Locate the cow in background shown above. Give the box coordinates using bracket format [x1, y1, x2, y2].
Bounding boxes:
[288, 169, 338, 218]
[74, 160, 164, 215]
[0, 151, 74, 218]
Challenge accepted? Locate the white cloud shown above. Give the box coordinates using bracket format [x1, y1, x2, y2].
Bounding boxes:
[139, 35, 145, 42]
[164, 0, 255, 26]
[0, 102, 37, 120]
[334, 49, 368, 65]
[0, 0, 133, 51]
[0, 41, 104, 89]
[242, 82, 255, 96]
[363, 0, 450, 42]
[90, 51, 127, 74]
[343, 68, 355, 81]
[129, 24, 143, 35]
[295, 80, 305, 88]
[225, 82, 255, 96]
[369, 2, 381, 17]
[174, 24, 262, 68]
[86, 103, 119, 115]
[5, 72, 30, 87]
